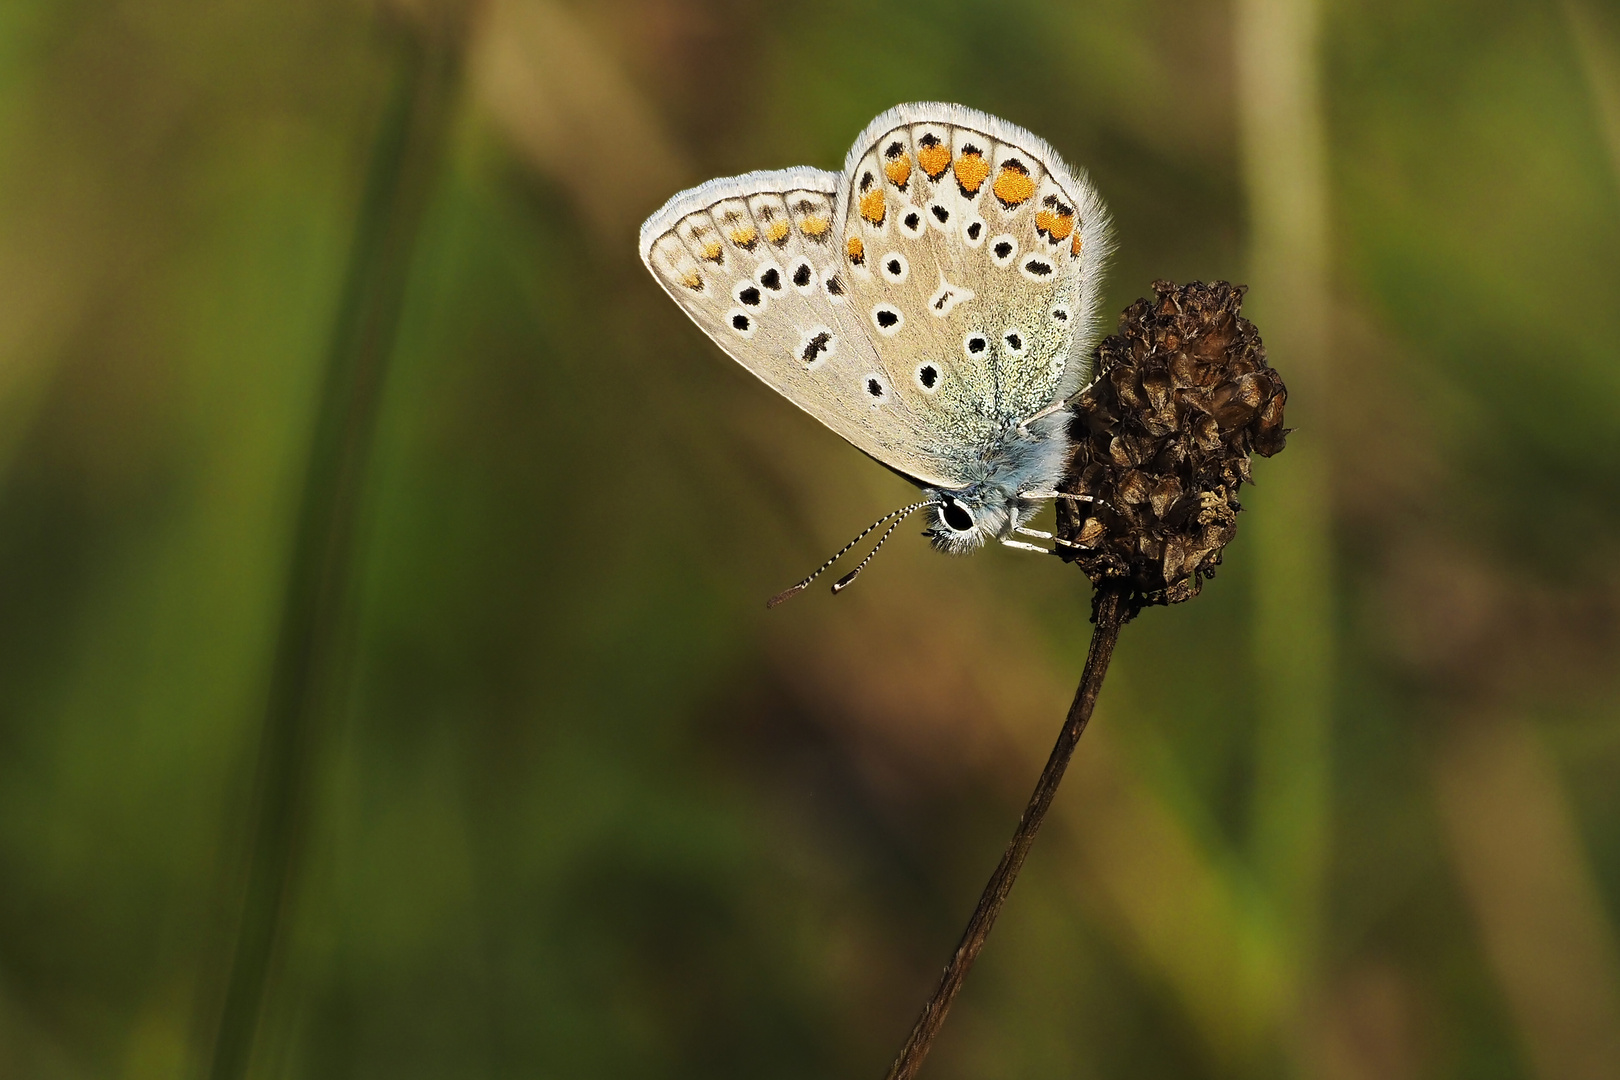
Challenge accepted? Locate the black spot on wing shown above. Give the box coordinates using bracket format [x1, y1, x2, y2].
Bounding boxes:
[802, 332, 831, 362]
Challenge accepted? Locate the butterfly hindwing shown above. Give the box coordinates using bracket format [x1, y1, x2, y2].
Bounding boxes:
[839, 104, 1112, 443]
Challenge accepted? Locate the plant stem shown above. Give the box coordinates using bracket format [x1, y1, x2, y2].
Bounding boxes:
[882, 587, 1128, 1080]
[205, 26, 460, 1080]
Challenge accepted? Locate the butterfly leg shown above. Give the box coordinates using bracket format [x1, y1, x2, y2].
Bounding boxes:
[1003, 534, 1090, 556]
[1000, 538, 1059, 556]
[1015, 526, 1054, 539]
[1018, 401, 1070, 431]
[1019, 377, 1104, 433]
[1023, 491, 1099, 505]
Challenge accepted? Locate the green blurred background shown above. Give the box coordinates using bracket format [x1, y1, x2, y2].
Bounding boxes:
[4, 1, 1620, 1077]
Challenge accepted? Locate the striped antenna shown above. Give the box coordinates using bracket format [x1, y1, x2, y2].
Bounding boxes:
[829, 511, 916, 595]
[766, 500, 942, 609]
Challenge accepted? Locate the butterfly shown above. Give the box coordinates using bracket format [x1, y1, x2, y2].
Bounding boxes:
[639, 103, 1112, 604]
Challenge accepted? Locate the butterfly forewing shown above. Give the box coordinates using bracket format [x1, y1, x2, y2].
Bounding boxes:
[641, 167, 970, 489]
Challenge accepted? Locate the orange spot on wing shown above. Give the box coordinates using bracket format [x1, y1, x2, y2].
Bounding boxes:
[765, 219, 790, 243]
[799, 215, 830, 237]
[859, 189, 887, 225]
[1071, 230, 1083, 256]
[993, 164, 1036, 206]
[699, 239, 723, 261]
[884, 154, 912, 188]
[953, 151, 990, 194]
[1036, 209, 1075, 241]
[917, 140, 951, 179]
[729, 224, 758, 247]
[846, 236, 865, 264]
[679, 269, 703, 289]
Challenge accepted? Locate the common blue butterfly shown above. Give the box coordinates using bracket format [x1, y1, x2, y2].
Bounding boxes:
[640, 104, 1112, 602]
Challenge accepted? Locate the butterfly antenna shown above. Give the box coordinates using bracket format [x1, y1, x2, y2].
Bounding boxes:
[830, 512, 911, 595]
[766, 500, 942, 609]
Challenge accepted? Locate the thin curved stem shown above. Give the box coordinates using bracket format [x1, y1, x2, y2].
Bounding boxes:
[882, 587, 1127, 1080]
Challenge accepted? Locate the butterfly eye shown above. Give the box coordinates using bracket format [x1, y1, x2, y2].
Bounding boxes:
[943, 501, 974, 532]
[880, 252, 909, 283]
[989, 234, 1018, 267]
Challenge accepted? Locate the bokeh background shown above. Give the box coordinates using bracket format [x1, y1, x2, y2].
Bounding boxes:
[4, 0, 1620, 1077]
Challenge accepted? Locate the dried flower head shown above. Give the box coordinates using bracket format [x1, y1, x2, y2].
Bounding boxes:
[1057, 280, 1288, 616]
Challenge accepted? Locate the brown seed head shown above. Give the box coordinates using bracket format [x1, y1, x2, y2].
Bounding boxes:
[1057, 281, 1288, 618]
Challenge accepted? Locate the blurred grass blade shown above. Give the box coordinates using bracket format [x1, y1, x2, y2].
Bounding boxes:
[1434, 714, 1620, 1080]
[470, 0, 689, 235]
[1235, 0, 1335, 1062]
[204, 24, 462, 1080]
[1564, 0, 1620, 191]
[1059, 720, 1284, 1068]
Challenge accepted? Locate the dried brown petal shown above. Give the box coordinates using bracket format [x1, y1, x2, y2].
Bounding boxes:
[1193, 415, 1222, 451]
[1150, 476, 1183, 519]
[1118, 470, 1152, 505]
[1143, 369, 1173, 410]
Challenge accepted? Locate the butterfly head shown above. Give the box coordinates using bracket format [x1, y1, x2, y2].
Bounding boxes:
[923, 411, 1073, 554]
[925, 487, 1041, 555]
